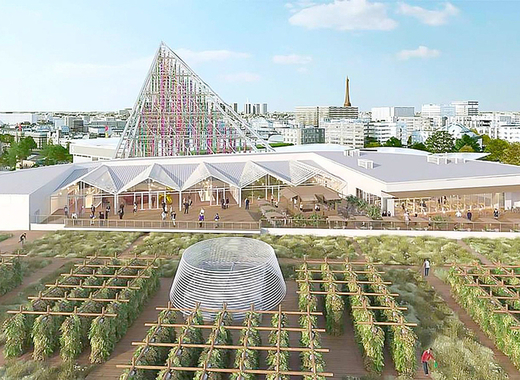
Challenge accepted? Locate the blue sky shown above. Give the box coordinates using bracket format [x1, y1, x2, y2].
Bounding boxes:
[0, 0, 519, 112]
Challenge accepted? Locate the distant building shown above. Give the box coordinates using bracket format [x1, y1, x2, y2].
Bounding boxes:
[254, 103, 261, 115]
[262, 103, 268, 115]
[322, 119, 365, 148]
[274, 125, 324, 145]
[365, 121, 408, 145]
[0, 112, 38, 125]
[231, 102, 239, 113]
[244, 103, 253, 115]
[371, 107, 415, 122]
[295, 106, 359, 126]
[452, 100, 478, 116]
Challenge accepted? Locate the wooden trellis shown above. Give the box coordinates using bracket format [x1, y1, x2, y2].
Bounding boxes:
[453, 263, 520, 327]
[299, 257, 417, 328]
[8, 258, 157, 319]
[118, 303, 333, 379]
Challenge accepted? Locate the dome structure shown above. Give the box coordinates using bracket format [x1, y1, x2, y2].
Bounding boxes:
[170, 237, 286, 320]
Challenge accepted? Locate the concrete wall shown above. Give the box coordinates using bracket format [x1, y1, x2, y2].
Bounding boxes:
[0, 194, 30, 230]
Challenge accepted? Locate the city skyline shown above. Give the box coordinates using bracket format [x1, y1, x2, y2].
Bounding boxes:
[0, 0, 519, 112]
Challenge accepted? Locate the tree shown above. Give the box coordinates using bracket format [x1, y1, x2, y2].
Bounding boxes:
[364, 137, 381, 148]
[409, 142, 428, 151]
[458, 145, 475, 152]
[425, 130, 455, 153]
[484, 138, 510, 162]
[41, 143, 73, 165]
[0, 134, 14, 144]
[455, 134, 480, 152]
[502, 142, 520, 166]
[383, 137, 402, 147]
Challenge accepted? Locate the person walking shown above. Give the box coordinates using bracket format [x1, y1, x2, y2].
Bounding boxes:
[214, 213, 220, 228]
[118, 204, 124, 220]
[423, 259, 431, 277]
[467, 210, 472, 221]
[64, 205, 69, 218]
[133, 201, 138, 214]
[19, 232, 27, 246]
[421, 348, 435, 376]
[105, 202, 111, 220]
[225, 198, 229, 209]
[198, 212, 204, 228]
[184, 200, 189, 214]
[221, 198, 225, 209]
[245, 198, 250, 210]
[494, 208, 499, 219]
[171, 209, 176, 227]
[91, 204, 95, 215]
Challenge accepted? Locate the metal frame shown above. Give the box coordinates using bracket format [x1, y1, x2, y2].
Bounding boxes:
[116, 43, 273, 158]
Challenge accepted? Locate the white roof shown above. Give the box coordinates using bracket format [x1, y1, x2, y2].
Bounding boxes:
[1, 149, 519, 196]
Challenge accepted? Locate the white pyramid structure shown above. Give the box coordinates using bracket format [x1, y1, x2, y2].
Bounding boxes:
[115, 42, 273, 158]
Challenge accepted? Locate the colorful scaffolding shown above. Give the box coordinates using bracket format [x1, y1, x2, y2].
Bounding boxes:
[116, 42, 272, 158]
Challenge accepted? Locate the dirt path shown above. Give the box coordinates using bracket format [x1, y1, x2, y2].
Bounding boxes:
[0, 231, 48, 254]
[117, 233, 149, 258]
[0, 257, 73, 305]
[457, 239, 492, 265]
[85, 277, 173, 379]
[425, 272, 520, 379]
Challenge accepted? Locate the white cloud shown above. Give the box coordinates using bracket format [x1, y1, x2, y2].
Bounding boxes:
[221, 72, 261, 83]
[297, 67, 309, 74]
[398, 2, 459, 26]
[273, 54, 313, 65]
[288, 0, 398, 31]
[397, 46, 440, 60]
[175, 48, 251, 64]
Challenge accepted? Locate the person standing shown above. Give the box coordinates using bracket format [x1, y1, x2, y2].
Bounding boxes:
[225, 198, 229, 209]
[91, 204, 95, 215]
[421, 348, 435, 376]
[494, 208, 499, 219]
[133, 201, 138, 214]
[467, 210, 472, 221]
[423, 259, 431, 277]
[105, 202, 111, 220]
[198, 212, 204, 228]
[214, 212, 220, 228]
[171, 209, 176, 227]
[245, 198, 250, 210]
[64, 205, 69, 218]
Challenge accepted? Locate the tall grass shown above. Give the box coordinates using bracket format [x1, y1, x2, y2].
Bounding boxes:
[464, 237, 520, 262]
[20, 231, 142, 257]
[385, 268, 508, 379]
[356, 236, 475, 265]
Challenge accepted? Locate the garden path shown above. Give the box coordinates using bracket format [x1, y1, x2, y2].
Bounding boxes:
[83, 277, 173, 379]
[457, 239, 493, 265]
[116, 233, 149, 259]
[0, 257, 73, 305]
[0, 231, 48, 254]
[425, 271, 520, 379]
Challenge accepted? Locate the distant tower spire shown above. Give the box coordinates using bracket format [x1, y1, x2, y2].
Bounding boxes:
[343, 76, 351, 107]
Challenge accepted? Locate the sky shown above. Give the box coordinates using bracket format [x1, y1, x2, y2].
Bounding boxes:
[0, 0, 519, 112]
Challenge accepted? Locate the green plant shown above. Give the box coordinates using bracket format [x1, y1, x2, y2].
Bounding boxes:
[321, 263, 344, 336]
[0, 257, 23, 296]
[266, 312, 290, 380]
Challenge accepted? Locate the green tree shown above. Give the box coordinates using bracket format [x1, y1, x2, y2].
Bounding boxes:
[502, 142, 520, 166]
[41, 143, 73, 165]
[364, 137, 381, 148]
[484, 138, 510, 162]
[455, 134, 480, 152]
[383, 137, 402, 147]
[410, 142, 428, 151]
[0, 134, 14, 144]
[18, 136, 37, 159]
[425, 130, 455, 153]
[458, 145, 475, 152]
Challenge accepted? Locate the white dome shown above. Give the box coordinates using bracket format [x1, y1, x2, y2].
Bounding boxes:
[170, 237, 286, 320]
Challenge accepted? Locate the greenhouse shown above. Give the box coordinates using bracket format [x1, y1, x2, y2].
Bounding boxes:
[170, 237, 286, 320]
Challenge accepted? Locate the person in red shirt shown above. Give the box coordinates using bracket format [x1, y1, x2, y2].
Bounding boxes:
[421, 348, 435, 376]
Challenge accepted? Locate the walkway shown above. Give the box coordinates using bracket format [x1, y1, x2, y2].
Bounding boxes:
[0, 231, 48, 254]
[425, 272, 520, 379]
[85, 277, 173, 379]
